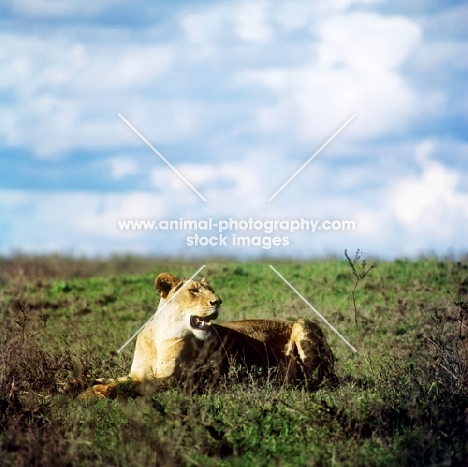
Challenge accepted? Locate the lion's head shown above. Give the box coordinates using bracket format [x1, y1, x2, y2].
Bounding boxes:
[154, 272, 222, 340]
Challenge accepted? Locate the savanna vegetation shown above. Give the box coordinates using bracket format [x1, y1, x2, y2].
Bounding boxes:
[1, 254, 468, 466]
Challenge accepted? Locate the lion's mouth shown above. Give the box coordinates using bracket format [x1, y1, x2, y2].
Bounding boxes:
[190, 311, 219, 331]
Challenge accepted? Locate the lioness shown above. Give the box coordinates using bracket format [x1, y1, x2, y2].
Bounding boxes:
[81, 272, 337, 398]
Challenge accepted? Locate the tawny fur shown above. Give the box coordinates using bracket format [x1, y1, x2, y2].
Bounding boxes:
[80, 272, 337, 399]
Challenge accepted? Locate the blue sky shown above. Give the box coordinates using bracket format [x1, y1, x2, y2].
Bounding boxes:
[0, 0, 467, 259]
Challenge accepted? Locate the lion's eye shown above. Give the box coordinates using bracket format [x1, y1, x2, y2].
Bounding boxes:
[189, 289, 198, 295]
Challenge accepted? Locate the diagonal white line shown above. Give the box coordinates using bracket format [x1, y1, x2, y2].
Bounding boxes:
[118, 113, 207, 202]
[269, 265, 357, 353]
[117, 265, 207, 354]
[268, 113, 357, 202]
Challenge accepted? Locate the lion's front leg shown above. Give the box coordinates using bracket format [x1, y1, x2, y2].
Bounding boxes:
[78, 376, 142, 399]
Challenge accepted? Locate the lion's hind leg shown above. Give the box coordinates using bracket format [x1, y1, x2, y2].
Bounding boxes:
[288, 319, 338, 388]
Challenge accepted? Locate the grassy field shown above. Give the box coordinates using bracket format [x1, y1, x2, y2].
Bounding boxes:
[1, 254, 468, 466]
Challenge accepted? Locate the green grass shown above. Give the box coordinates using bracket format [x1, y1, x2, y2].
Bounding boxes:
[1, 256, 468, 465]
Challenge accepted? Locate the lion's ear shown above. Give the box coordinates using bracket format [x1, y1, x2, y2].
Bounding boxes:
[155, 273, 182, 298]
[200, 277, 209, 286]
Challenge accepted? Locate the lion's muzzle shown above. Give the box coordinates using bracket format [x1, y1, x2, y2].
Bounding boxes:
[190, 310, 219, 330]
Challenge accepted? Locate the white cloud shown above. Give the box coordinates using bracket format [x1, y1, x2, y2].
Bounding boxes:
[149, 160, 262, 212]
[109, 156, 140, 179]
[9, 0, 118, 17]
[182, 10, 223, 44]
[272, 0, 383, 26]
[0, 33, 175, 157]
[390, 153, 468, 240]
[0, 36, 174, 94]
[317, 13, 421, 70]
[233, 1, 273, 44]
[316, 0, 383, 14]
[0, 1, 466, 259]
[75, 45, 174, 91]
[414, 139, 436, 165]
[2, 138, 467, 258]
[73, 192, 167, 238]
[271, 2, 311, 30]
[150, 168, 184, 192]
[240, 12, 422, 144]
[0, 190, 169, 255]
